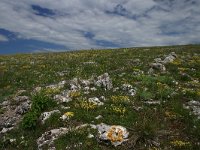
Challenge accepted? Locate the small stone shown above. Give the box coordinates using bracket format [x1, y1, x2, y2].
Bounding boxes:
[83, 61, 96, 64]
[95, 115, 103, 120]
[1, 100, 10, 106]
[144, 100, 161, 105]
[148, 68, 154, 74]
[9, 138, 16, 143]
[81, 80, 91, 87]
[15, 90, 27, 96]
[0, 127, 14, 134]
[88, 97, 104, 106]
[70, 78, 81, 90]
[113, 87, 119, 92]
[90, 87, 97, 91]
[100, 96, 106, 101]
[150, 63, 166, 72]
[34, 87, 42, 93]
[154, 58, 162, 63]
[87, 133, 94, 138]
[14, 96, 29, 102]
[54, 95, 72, 103]
[184, 100, 200, 119]
[121, 84, 136, 96]
[60, 106, 70, 110]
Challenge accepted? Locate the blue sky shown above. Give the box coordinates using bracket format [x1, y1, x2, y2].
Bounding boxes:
[0, 0, 200, 54]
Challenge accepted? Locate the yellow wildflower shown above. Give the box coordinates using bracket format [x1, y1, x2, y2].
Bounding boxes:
[170, 140, 190, 147]
[64, 112, 74, 117]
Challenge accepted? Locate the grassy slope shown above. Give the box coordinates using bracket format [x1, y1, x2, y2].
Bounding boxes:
[0, 45, 200, 149]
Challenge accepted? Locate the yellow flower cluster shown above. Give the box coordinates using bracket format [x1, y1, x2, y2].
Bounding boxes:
[0, 66, 7, 72]
[38, 64, 46, 68]
[170, 59, 181, 65]
[21, 65, 31, 69]
[44, 87, 60, 95]
[132, 68, 141, 72]
[165, 111, 177, 119]
[69, 91, 81, 98]
[157, 82, 169, 89]
[111, 95, 130, 103]
[197, 91, 200, 96]
[181, 88, 193, 94]
[64, 112, 74, 118]
[111, 104, 126, 116]
[178, 67, 187, 72]
[170, 140, 190, 147]
[75, 99, 97, 110]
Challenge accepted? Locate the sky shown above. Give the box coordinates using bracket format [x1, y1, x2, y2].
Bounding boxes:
[0, 0, 200, 54]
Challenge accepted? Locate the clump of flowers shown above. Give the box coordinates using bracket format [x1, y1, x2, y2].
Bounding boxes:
[21, 65, 31, 69]
[75, 98, 97, 110]
[157, 82, 169, 89]
[181, 88, 195, 95]
[132, 68, 141, 72]
[170, 140, 190, 147]
[61, 112, 74, 120]
[178, 67, 187, 72]
[69, 91, 81, 98]
[170, 59, 181, 65]
[165, 111, 177, 119]
[156, 82, 172, 99]
[196, 90, 200, 96]
[44, 87, 60, 95]
[132, 68, 144, 75]
[111, 95, 130, 104]
[110, 104, 126, 116]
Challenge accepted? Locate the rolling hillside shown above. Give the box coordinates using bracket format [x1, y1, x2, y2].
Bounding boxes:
[0, 45, 200, 149]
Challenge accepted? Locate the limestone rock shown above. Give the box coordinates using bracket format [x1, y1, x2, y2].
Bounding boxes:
[95, 115, 103, 120]
[39, 110, 61, 124]
[150, 63, 166, 72]
[184, 100, 200, 119]
[13, 96, 29, 103]
[95, 73, 113, 90]
[121, 84, 136, 96]
[15, 101, 31, 115]
[163, 52, 177, 64]
[0, 127, 14, 134]
[88, 97, 104, 106]
[70, 78, 81, 90]
[54, 94, 72, 104]
[143, 100, 161, 105]
[37, 127, 69, 150]
[46, 80, 66, 89]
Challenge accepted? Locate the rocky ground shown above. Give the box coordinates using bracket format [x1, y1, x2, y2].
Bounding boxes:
[0, 45, 200, 149]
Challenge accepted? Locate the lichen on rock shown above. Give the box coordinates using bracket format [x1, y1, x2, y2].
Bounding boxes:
[96, 123, 129, 147]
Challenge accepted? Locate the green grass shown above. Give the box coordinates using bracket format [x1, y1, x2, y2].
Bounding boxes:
[0, 44, 200, 149]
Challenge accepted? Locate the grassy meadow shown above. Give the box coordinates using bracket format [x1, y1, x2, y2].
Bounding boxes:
[0, 45, 200, 149]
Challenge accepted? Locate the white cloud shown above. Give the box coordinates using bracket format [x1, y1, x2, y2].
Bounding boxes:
[0, 0, 199, 50]
[0, 34, 8, 42]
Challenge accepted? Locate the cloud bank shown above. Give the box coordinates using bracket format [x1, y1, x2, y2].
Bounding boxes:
[0, 34, 8, 42]
[0, 0, 200, 53]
